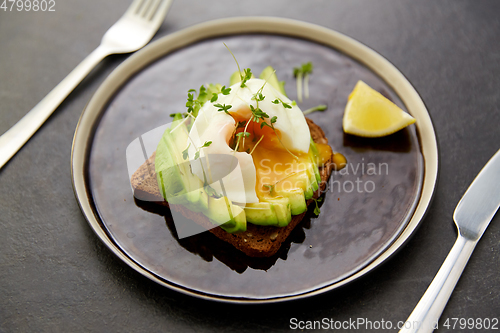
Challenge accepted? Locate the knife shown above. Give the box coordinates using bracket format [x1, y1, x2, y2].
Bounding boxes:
[399, 148, 500, 333]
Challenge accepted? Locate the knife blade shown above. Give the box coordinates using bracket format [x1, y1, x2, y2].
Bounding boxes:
[454, 149, 500, 239]
[399, 148, 500, 333]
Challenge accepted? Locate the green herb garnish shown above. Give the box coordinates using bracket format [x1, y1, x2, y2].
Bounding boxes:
[303, 104, 328, 115]
[272, 98, 292, 109]
[240, 68, 253, 88]
[252, 92, 265, 102]
[313, 197, 323, 216]
[263, 184, 275, 194]
[293, 61, 313, 103]
[194, 141, 212, 160]
[182, 143, 190, 160]
[214, 103, 232, 114]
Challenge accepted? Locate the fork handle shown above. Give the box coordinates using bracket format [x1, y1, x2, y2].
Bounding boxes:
[0, 44, 111, 169]
[399, 235, 477, 333]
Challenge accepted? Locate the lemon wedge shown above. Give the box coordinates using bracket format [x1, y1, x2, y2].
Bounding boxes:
[343, 80, 416, 137]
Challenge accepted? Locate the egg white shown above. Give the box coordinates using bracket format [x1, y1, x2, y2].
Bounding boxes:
[187, 78, 310, 204]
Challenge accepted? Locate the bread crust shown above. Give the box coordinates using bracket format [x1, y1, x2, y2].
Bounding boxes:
[131, 117, 334, 257]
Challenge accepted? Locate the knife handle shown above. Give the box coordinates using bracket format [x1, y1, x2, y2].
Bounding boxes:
[399, 235, 477, 333]
[0, 45, 110, 170]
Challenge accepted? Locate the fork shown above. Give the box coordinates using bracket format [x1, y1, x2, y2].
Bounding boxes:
[0, 0, 173, 170]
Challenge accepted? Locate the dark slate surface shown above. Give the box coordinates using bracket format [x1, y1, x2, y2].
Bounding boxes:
[0, 0, 499, 332]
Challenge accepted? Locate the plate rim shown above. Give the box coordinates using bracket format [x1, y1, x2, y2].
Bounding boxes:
[71, 16, 438, 304]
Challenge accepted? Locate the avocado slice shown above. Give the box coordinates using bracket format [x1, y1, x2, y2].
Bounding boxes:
[278, 81, 287, 97]
[245, 202, 279, 226]
[305, 160, 319, 193]
[207, 196, 246, 233]
[302, 164, 320, 200]
[264, 197, 292, 227]
[245, 196, 292, 227]
[269, 188, 307, 216]
[155, 130, 189, 201]
[309, 138, 322, 184]
[249, 139, 322, 220]
[155, 118, 208, 212]
[259, 66, 287, 96]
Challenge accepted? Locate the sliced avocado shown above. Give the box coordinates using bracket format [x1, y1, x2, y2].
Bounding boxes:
[244, 198, 291, 227]
[311, 156, 321, 184]
[309, 138, 322, 183]
[279, 81, 287, 97]
[206, 83, 222, 96]
[265, 197, 292, 227]
[155, 119, 208, 213]
[273, 188, 307, 216]
[185, 177, 209, 213]
[155, 130, 189, 201]
[172, 112, 183, 122]
[170, 118, 209, 211]
[197, 83, 223, 105]
[169, 118, 189, 151]
[245, 202, 279, 226]
[207, 196, 246, 233]
[259, 66, 287, 96]
[229, 71, 241, 86]
[304, 184, 314, 200]
[305, 162, 319, 192]
[310, 137, 319, 155]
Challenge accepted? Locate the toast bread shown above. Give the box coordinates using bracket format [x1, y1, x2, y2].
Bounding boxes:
[131, 117, 334, 257]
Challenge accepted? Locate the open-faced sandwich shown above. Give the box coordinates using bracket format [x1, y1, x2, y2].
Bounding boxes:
[131, 63, 338, 257]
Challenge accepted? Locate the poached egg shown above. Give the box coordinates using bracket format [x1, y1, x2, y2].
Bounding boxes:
[187, 78, 311, 204]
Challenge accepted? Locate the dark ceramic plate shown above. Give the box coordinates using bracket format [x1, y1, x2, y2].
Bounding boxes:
[72, 18, 438, 303]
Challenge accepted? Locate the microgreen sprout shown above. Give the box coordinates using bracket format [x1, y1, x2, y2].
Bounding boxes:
[183, 141, 211, 161]
[240, 68, 253, 88]
[293, 62, 313, 102]
[204, 185, 220, 198]
[236, 132, 250, 138]
[182, 143, 190, 160]
[224, 43, 253, 88]
[214, 103, 232, 115]
[224, 43, 242, 79]
[302, 104, 328, 115]
[249, 134, 265, 155]
[313, 197, 323, 216]
[252, 92, 265, 102]
[240, 80, 269, 148]
[186, 84, 220, 117]
[263, 183, 275, 194]
[249, 105, 270, 122]
[194, 141, 212, 160]
[210, 85, 230, 103]
[272, 98, 292, 109]
[201, 141, 212, 148]
[170, 112, 195, 134]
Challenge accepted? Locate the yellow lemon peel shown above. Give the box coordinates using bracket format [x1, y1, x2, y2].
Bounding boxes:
[343, 80, 416, 137]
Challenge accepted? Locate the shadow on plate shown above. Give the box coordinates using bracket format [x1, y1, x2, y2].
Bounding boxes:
[342, 127, 412, 153]
[134, 198, 323, 273]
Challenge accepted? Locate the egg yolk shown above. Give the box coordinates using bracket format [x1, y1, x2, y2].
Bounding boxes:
[230, 115, 313, 201]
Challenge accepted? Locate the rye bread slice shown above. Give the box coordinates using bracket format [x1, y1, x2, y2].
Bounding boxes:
[131, 117, 334, 257]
